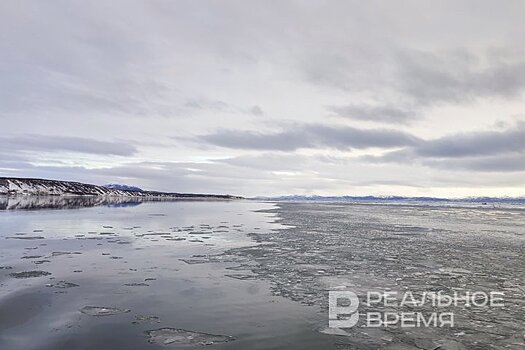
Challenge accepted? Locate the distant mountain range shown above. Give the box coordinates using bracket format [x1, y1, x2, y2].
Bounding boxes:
[104, 183, 143, 192]
[255, 194, 525, 204]
[0, 177, 241, 200]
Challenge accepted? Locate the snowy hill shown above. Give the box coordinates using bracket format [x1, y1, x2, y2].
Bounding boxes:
[104, 184, 143, 192]
[0, 177, 240, 200]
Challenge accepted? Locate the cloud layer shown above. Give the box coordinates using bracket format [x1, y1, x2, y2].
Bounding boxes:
[1, 135, 137, 156]
[1, 1, 524, 197]
[199, 124, 420, 151]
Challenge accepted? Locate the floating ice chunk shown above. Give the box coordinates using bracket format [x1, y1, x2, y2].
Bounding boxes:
[9, 270, 52, 278]
[133, 315, 161, 325]
[34, 260, 51, 265]
[51, 251, 82, 257]
[80, 306, 131, 316]
[435, 340, 467, 350]
[124, 282, 149, 287]
[318, 327, 350, 336]
[145, 328, 235, 346]
[224, 274, 255, 280]
[54, 281, 79, 288]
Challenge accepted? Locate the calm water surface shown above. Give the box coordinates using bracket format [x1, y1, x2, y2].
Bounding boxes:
[2, 199, 524, 350]
[0, 200, 335, 350]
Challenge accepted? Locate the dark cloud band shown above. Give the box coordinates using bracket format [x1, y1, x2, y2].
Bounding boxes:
[0, 135, 137, 156]
[199, 124, 420, 151]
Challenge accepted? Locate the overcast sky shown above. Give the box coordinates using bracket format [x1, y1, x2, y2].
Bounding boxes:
[1, 1, 525, 197]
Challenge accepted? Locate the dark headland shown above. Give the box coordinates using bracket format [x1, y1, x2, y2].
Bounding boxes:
[0, 177, 241, 200]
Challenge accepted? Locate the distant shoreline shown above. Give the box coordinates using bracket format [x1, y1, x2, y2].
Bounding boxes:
[0, 177, 242, 200]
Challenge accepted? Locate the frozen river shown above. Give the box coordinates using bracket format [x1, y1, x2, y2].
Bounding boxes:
[1, 199, 524, 349]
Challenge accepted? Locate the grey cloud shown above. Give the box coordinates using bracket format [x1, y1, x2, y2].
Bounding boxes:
[327, 104, 416, 124]
[199, 124, 420, 151]
[363, 150, 525, 173]
[220, 154, 305, 170]
[363, 122, 525, 160]
[360, 150, 416, 164]
[416, 122, 525, 158]
[183, 99, 265, 118]
[304, 48, 525, 110]
[184, 98, 229, 111]
[250, 105, 264, 116]
[219, 153, 331, 172]
[199, 129, 305, 151]
[396, 50, 525, 106]
[0, 135, 137, 156]
[425, 155, 525, 173]
[361, 123, 525, 172]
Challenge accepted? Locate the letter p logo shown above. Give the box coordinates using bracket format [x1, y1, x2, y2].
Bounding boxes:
[329, 291, 359, 328]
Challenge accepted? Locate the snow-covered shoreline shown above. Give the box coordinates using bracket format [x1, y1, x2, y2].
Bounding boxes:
[0, 177, 240, 200]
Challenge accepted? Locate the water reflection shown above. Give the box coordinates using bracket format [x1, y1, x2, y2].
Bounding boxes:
[0, 200, 331, 350]
[0, 196, 147, 210]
